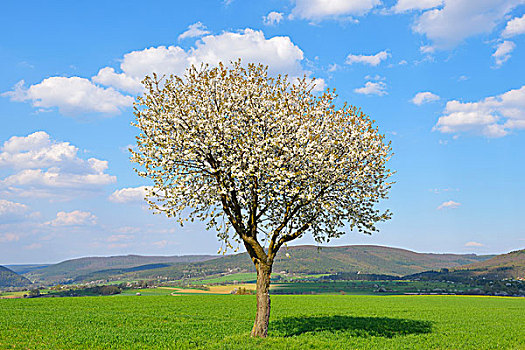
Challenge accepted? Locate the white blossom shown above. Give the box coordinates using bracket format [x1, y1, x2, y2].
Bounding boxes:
[132, 61, 392, 262]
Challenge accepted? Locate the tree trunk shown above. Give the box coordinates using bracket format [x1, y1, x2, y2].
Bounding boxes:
[251, 262, 272, 337]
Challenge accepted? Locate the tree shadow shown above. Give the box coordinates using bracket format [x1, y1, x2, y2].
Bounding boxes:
[270, 315, 432, 338]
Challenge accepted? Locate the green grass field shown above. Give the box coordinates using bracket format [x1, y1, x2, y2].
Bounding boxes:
[0, 295, 523, 349]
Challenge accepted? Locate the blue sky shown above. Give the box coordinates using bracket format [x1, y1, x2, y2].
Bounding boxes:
[1, 0, 524, 264]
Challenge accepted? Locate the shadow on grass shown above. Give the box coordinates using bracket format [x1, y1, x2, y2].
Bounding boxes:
[270, 315, 432, 338]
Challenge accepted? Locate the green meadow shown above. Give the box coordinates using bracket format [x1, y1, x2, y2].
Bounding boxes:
[1, 295, 524, 349]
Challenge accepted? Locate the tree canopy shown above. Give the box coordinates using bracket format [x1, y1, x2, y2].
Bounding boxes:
[131, 61, 393, 336]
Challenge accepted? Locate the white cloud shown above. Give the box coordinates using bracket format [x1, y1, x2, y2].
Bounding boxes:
[412, 0, 524, 50]
[189, 29, 305, 77]
[354, 81, 387, 96]
[115, 226, 141, 234]
[109, 186, 148, 203]
[46, 210, 97, 226]
[290, 0, 380, 20]
[0, 233, 20, 243]
[7, 29, 323, 116]
[93, 28, 320, 93]
[2, 168, 115, 189]
[0, 131, 78, 169]
[108, 243, 130, 249]
[92, 45, 189, 94]
[437, 200, 461, 209]
[364, 74, 385, 81]
[465, 241, 484, 247]
[346, 50, 390, 66]
[502, 14, 525, 37]
[328, 63, 340, 72]
[0, 199, 29, 217]
[434, 85, 525, 137]
[393, 0, 443, 13]
[263, 11, 284, 25]
[0, 132, 116, 199]
[430, 187, 458, 194]
[178, 22, 210, 41]
[412, 91, 440, 105]
[3, 78, 133, 116]
[492, 40, 515, 66]
[91, 67, 143, 95]
[152, 240, 168, 248]
[107, 234, 134, 242]
[24, 243, 42, 250]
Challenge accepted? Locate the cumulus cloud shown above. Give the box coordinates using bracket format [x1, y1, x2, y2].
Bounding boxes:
[412, 0, 523, 50]
[0, 199, 32, 221]
[3, 78, 133, 116]
[263, 11, 284, 25]
[437, 200, 461, 209]
[109, 186, 149, 203]
[46, 210, 97, 226]
[434, 85, 525, 137]
[465, 241, 484, 247]
[190, 29, 306, 77]
[392, 0, 443, 13]
[354, 81, 387, 96]
[412, 91, 440, 105]
[346, 50, 390, 66]
[93, 28, 322, 94]
[502, 14, 525, 37]
[92, 45, 189, 94]
[290, 0, 380, 20]
[1, 131, 78, 169]
[492, 40, 515, 66]
[0, 131, 116, 199]
[178, 22, 210, 41]
[0, 199, 29, 217]
[6, 28, 323, 116]
[91, 68, 144, 95]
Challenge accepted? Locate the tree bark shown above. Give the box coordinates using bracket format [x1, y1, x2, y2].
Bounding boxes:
[251, 262, 272, 337]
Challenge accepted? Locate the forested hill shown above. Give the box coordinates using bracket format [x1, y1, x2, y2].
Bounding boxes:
[0, 266, 32, 287]
[402, 249, 525, 282]
[126, 245, 491, 281]
[455, 248, 525, 279]
[273, 245, 491, 275]
[23, 254, 216, 285]
[20, 245, 493, 285]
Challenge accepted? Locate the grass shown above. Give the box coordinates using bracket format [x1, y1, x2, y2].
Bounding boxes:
[0, 295, 523, 349]
[270, 280, 464, 295]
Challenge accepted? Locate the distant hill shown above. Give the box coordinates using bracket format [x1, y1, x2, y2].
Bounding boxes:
[25, 254, 215, 284]
[404, 249, 525, 282]
[22, 245, 493, 284]
[458, 248, 525, 278]
[5, 264, 49, 275]
[0, 266, 32, 287]
[451, 248, 524, 280]
[122, 245, 492, 281]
